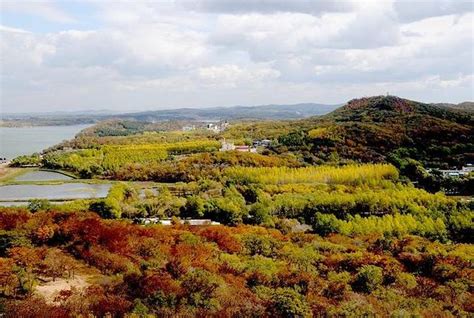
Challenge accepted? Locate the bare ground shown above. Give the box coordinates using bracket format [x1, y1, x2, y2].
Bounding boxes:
[34, 257, 104, 304]
[35, 274, 91, 303]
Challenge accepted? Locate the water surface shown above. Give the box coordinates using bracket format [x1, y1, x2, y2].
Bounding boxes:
[14, 170, 73, 182]
[0, 125, 90, 160]
[0, 183, 111, 201]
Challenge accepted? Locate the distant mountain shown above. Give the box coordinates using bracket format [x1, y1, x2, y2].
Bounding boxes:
[0, 110, 117, 127]
[115, 103, 339, 122]
[432, 102, 474, 113]
[2, 109, 117, 118]
[1, 103, 338, 127]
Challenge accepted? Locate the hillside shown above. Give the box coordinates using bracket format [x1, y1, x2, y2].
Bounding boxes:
[268, 96, 473, 170]
[328, 96, 472, 123]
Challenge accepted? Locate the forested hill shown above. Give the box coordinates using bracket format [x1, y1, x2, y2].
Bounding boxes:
[325, 95, 473, 124]
[273, 95, 473, 169]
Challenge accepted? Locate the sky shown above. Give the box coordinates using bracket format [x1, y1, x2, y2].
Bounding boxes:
[0, 0, 473, 113]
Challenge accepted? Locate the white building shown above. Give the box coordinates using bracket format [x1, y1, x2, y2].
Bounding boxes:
[437, 165, 473, 177]
[235, 145, 257, 153]
[207, 121, 229, 133]
[182, 125, 195, 131]
[220, 140, 235, 151]
[137, 218, 220, 226]
[220, 140, 257, 153]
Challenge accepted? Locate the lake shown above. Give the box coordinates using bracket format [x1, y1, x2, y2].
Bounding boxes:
[0, 124, 90, 160]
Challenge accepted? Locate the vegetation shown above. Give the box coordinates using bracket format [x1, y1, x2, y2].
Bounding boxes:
[10, 153, 42, 167]
[225, 164, 398, 185]
[2, 95, 473, 316]
[42, 140, 221, 177]
[0, 209, 472, 317]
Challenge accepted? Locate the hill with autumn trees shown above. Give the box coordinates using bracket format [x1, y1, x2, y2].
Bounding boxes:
[267, 96, 473, 193]
[276, 95, 473, 165]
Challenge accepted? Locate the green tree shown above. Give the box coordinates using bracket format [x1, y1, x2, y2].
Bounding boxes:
[181, 269, 222, 309]
[27, 199, 51, 213]
[249, 200, 273, 226]
[448, 210, 474, 243]
[182, 195, 206, 218]
[312, 212, 340, 236]
[269, 288, 311, 318]
[353, 265, 384, 293]
[207, 186, 247, 225]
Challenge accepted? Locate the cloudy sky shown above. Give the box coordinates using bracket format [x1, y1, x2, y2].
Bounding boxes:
[1, 0, 473, 113]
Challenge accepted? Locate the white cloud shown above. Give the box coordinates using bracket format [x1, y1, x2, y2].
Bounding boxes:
[180, 0, 356, 15]
[393, 0, 473, 22]
[0, 0, 473, 112]
[197, 64, 280, 87]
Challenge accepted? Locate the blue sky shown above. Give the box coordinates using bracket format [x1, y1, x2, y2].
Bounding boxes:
[1, 1, 99, 32]
[1, 0, 473, 112]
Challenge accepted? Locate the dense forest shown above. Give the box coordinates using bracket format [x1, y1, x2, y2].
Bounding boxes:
[1, 209, 473, 317]
[2, 96, 473, 317]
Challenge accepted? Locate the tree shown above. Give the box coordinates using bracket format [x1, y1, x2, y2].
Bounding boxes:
[182, 195, 206, 218]
[34, 224, 57, 243]
[448, 210, 474, 243]
[181, 269, 222, 309]
[325, 271, 351, 297]
[268, 288, 311, 318]
[312, 213, 340, 236]
[27, 199, 51, 213]
[10, 153, 41, 167]
[0, 231, 31, 257]
[42, 249, 66, 281]
[249, 200, 273, 226]
[207, 187, 247, 225]
[394, 272, 417, 291]
[92, 183, 136, 218]
[0, 259, 19, 297]
[353, 265, 384, 293]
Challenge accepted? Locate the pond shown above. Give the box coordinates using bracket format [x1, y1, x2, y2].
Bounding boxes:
[13, 170, 73, 182]
[0, 183, 112, 201]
